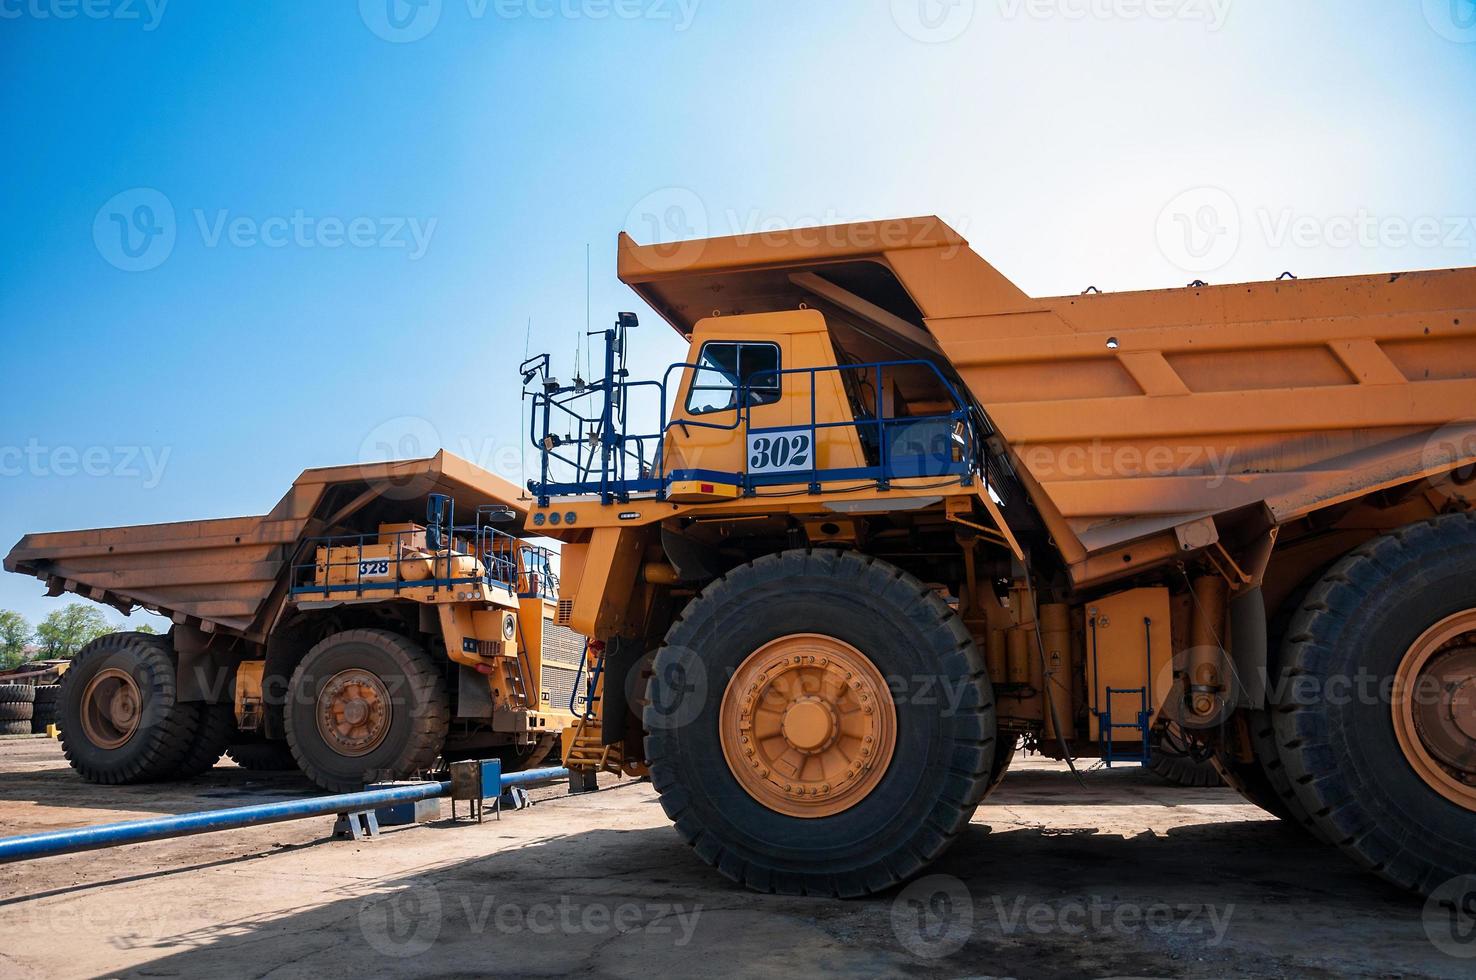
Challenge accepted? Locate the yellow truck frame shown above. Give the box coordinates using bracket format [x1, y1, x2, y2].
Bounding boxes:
[5, 454, 586, 792]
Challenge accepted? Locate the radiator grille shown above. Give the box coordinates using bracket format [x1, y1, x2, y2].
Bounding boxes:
[541, 662, 585, 713]
[541, 618, 587, 713]
[543, 618, 584, 664]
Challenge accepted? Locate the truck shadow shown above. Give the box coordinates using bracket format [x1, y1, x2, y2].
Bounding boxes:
[0, 759, 318, 817]
[73, 796, 1438, 979]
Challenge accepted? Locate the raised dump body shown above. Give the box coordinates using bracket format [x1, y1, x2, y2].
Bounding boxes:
[619, 217, 1476, 583]
[4, 453, 532, 639]
[5, 452, 589, 792]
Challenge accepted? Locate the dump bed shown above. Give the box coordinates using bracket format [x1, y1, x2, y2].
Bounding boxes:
[619, 217, 1476, 564]
[4, 452, 529, 640]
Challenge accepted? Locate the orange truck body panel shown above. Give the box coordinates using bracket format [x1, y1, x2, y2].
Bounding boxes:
[619, 217, 1476, 569]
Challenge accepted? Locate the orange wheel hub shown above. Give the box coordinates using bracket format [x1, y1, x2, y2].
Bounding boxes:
[719, 634, 896, 818]
[317, 669, 392, 757]
[79, 667, 142, 750]
[1393, 609, 1476, 812]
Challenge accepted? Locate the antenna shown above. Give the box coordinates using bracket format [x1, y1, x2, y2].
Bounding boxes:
[585, 242, 592, 383]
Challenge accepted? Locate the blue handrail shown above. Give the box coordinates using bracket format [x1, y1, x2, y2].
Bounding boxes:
[527, 355, 976, 503]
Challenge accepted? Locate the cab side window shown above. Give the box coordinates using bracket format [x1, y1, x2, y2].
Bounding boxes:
[685, 342, 781, 415]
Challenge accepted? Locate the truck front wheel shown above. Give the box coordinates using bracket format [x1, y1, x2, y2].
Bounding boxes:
[284, 629, 449, 793]
[1274, 514, 1476, 894]
[645, 550, 996, 897]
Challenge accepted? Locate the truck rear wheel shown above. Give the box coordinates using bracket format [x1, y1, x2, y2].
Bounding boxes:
[170, 702, 234, 778]
[284, 629, 450, 793]
[58, 632, 198, 784]
[645, 550, 996, 897]
[1274, 514, 1476, 894]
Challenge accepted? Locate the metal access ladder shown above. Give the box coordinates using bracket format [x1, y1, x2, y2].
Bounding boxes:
[1096, 686, 1152, 767]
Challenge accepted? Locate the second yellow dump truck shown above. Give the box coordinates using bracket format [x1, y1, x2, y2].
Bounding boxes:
[8, 215, 1475, 899]
[4, 455, 586, 792]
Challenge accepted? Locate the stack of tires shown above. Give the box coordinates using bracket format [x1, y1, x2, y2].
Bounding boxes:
[32, 684, 60, 733]
[0, 683, 35, 736]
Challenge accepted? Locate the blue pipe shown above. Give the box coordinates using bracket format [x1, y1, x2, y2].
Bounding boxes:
[502, 766, 569, 788]
[0, 764, 572, 863]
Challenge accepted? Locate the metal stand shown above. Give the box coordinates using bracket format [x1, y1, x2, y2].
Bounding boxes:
[333, 809, 381, 840]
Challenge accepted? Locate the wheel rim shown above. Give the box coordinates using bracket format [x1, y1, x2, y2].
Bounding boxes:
[317, 669, 392, 757]
[718, 633, 897, 819]
[1393, 608, 1476, 812]
[79, 668, 143, 750]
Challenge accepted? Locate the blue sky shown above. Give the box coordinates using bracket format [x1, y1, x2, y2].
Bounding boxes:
[2, 0, 1474, 628]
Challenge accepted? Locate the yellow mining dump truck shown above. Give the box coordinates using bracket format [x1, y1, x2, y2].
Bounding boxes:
[4, 455, 587, 791]
[521, 217, 1476, 898]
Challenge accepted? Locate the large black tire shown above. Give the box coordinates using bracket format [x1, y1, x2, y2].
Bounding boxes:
[170, 703, 235, 778]
[0, 683, 35, 703]
[285, 629, 450, 793]
[1274, 514, 1476, 895]
[645, 550, 996, 897]
[0, 721, 30, 736]
[226, 740, 300, 771]
[0, 702, 33, 723]
[33, 684, 60, 705]
[57, 632, 198, 784]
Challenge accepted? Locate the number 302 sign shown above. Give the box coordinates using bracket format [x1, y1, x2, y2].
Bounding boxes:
[747, 429, 813, 474]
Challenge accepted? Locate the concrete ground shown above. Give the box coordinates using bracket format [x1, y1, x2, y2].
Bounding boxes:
[0, 737, 1467, 979]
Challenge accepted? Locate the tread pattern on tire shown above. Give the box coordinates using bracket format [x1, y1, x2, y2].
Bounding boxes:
[58, 632, 199, 784]
[0, 702, 34, 722]
[0, 683, 35, 704]
[644, 549, 996, 898]
[171, 702, 235, 778]
[1273, 513, 1476, 895]
[1148, 744, 1223, 787]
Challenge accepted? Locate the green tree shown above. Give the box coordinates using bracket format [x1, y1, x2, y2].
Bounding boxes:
[34, 604, 114, 658]
[0, 610, 30, 669]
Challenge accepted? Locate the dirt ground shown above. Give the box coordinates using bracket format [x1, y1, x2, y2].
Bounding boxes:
[0, 737, 1467, 979]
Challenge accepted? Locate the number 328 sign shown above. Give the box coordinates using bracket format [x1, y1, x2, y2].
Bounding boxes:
[748, 429, 813, 474]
